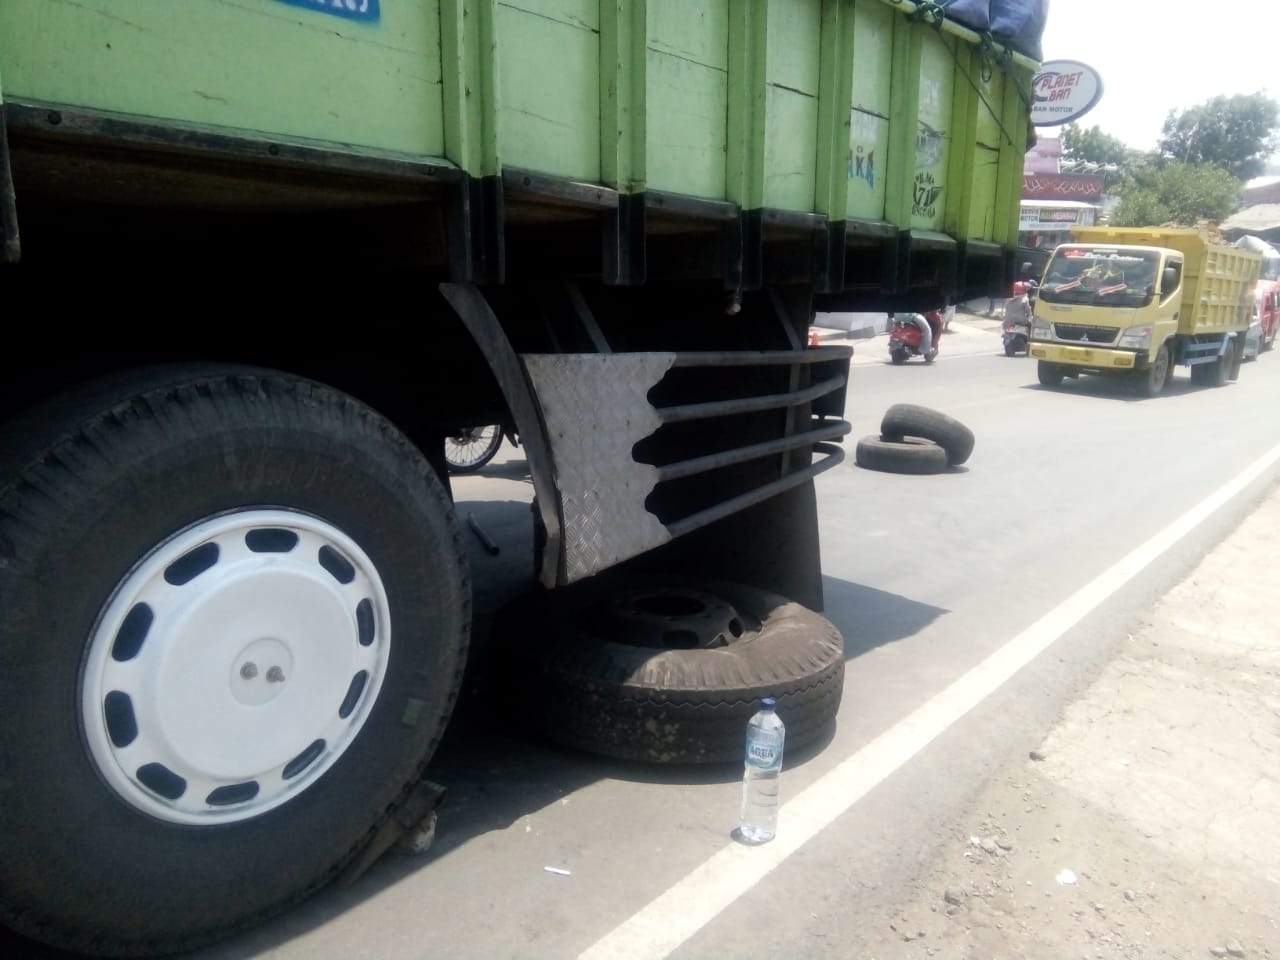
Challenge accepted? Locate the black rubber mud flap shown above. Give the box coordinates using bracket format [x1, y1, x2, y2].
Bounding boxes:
[879, 403, 975, 466]
[492, 578, 844, 764]
[854, 434, 948, 475]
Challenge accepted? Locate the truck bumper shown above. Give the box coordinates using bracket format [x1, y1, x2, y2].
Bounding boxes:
[1030, 342, 1139, 369]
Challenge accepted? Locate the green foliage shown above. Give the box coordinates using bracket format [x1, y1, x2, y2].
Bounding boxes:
[1061, 123, 1133, 167]
[1110, 163, 1241, 227]
[1157, 93, 1280, 181]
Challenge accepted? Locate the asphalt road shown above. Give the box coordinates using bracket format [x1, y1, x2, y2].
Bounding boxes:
[15, 325, 1280, 960]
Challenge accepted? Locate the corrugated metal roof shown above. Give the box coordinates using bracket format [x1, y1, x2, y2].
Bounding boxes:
[1222, 204, 1280, 232]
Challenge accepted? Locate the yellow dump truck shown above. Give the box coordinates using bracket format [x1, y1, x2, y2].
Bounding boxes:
[1029, 227, 1263, 396]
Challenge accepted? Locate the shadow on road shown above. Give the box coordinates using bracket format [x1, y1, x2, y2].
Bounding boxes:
[1019, 371, 1232, 402]
[821, 577, 947, 660]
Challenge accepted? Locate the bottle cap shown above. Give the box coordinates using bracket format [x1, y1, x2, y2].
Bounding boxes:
[761, 697, 776, 709]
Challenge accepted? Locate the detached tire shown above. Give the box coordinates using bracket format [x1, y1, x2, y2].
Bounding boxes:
[854, 435, 948, 475]
[0, 366, 470, 956]
[493, 579, 844, 764]
[879, 403, 975, 466]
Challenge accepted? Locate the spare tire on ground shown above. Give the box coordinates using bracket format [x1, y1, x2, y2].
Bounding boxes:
[491, 578, 845, 764]
[879, 403, 975, 466]
[854, 434, 948, 475]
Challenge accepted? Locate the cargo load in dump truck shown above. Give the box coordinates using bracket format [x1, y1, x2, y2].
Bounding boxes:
[0, 0, 1044, 954]
[1030, 226, 1264, 396]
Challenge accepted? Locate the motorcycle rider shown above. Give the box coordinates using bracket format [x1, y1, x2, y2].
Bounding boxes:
[1004, 288, 1031, 328]
[910, 309, 944, 360]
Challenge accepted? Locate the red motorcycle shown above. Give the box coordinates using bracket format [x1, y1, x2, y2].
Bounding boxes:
[888, 311, 942, 365]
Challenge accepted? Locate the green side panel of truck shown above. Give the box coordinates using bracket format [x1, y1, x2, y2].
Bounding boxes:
[0, 0, 447, 157]
[0, 0, 1033, 238]
[644, 1, 729, 200]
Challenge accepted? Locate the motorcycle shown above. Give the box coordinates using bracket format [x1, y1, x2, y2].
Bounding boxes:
[1001, 314, 1030, 357]
[443, 424, 519, 473]
[888, 312, 941, 365]
[1001, 281, 1037, 357]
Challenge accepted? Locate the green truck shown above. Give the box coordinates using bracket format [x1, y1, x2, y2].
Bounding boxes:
[0, 0, 1040, 953]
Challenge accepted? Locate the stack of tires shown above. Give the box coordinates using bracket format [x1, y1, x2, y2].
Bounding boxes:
[854, 404, 974, 475]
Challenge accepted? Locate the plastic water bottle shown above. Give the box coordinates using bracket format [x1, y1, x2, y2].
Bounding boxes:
[739, 697, 785, 844]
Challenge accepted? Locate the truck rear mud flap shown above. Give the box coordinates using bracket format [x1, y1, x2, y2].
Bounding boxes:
[522, 346, 852, 585]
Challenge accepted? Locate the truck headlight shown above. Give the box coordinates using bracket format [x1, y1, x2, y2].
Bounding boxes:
[1118, 325, 1152, 350]
[1031, 321, 1052, 341]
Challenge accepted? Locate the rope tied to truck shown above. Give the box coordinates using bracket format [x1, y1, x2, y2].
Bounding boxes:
[905, 0, 948, 27]
[890, 0, 1035, 149]
[936, 21, 1029, 150]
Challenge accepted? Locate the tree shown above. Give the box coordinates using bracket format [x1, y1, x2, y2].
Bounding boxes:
[1110, 163, 1240, 227]
[1061, 123, 1133, 168]
[1157, 92, 1280, 181]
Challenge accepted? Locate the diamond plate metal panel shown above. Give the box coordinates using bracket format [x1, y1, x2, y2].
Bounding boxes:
[521, 353, 675, 583]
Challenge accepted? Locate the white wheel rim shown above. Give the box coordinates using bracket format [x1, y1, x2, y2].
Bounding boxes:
[81, 509, 391, 825]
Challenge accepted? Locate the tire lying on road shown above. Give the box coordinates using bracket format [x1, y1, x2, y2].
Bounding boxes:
[492, 579, 845, 764]
[854, 434, 949, 475]
[879, 403, 975, 466]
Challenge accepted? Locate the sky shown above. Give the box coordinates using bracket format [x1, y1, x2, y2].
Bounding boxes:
[1036, 0, 1279, 168]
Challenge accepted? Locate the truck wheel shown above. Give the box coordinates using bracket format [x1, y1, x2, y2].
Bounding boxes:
[854, 435, 949, 475]
[1135, 344, 1170, 398]
[0, 366, 470, 956]
[1227, 338, 1245, 382]
[879, 404, 975, 466]
[1037, 361, 1064, 387]
[493, 579, 844, 764]
[1209, 353, 1231, 387]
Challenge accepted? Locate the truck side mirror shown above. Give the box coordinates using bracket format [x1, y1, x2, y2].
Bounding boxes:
[1161, 266, 1178, 293]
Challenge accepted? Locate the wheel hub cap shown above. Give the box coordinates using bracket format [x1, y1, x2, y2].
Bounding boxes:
[81, 509, 392, 825]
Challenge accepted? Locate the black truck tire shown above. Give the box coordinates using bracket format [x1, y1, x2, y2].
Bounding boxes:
[493, 579, 845, 764]
[0, 366, 470, 956]
[1227, 336, 1245, 382]
[879, 403, 976, 466]
[854, 435, 949, 475]
[1037, 360, 1064, 387]
[1209, 353, 1231, 387]
[1134, 344, 1171, 398]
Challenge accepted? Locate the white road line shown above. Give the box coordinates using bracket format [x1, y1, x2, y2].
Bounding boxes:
[579, 441, 1280, 960]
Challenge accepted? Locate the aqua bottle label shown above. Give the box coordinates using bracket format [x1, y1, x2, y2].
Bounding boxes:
[745, 728, 783, 769]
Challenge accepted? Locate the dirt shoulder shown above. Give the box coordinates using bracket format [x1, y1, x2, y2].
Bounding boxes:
[869, 489, 1280, 959]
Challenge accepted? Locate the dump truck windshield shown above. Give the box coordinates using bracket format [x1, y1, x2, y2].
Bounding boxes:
[1040, 248, 1160, 308]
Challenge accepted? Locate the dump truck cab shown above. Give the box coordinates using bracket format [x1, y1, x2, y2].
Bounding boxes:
[1031, 243, 1182, 372]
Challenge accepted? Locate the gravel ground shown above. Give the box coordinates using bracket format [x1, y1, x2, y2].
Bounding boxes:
[864, 485, 1280, 960]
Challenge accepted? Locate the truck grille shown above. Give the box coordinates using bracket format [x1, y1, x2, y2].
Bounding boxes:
[1053, 324, 1119, 344]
